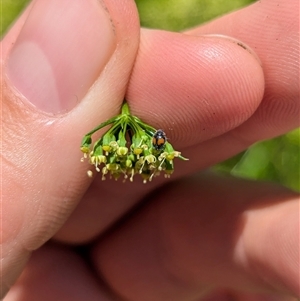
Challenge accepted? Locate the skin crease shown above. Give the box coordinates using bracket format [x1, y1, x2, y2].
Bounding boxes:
[1, 0, 299, 301]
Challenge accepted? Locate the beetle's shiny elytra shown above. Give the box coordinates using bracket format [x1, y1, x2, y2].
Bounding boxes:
[152, 129, 167, 151]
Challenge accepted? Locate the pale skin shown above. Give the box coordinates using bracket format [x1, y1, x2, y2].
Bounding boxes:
[1, 0, 299, 300]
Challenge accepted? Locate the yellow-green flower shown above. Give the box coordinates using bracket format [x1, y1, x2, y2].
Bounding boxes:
[80, 102, 188, 183]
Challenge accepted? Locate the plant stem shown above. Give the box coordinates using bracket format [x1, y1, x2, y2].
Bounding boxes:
[121, 102, 130, 115]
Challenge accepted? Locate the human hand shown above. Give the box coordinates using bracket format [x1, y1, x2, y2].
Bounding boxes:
[1, 0, 299, 300]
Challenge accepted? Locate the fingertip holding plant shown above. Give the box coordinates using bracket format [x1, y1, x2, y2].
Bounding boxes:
[80, 102, 188, 183]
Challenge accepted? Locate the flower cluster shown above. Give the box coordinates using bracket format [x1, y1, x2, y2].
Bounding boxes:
[80, 102, 188, 183]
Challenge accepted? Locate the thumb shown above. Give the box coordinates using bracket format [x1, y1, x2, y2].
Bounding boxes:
[1, 0, 139, 297]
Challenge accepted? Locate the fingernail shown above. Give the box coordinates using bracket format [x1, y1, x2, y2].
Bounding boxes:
[6, 0, 116, 113]
[203, 34, 262, 65]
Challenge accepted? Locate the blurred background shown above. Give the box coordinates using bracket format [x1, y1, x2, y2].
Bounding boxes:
[2, 0, 299, 191]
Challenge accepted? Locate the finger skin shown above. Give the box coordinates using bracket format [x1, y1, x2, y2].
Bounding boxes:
[92, 173, 299, 301]
[1, 0, 139, 297]
[127, 30, 264, 147]
[5, 177, 299, 301]
[186, 0, 300, 140]
[4, 244, 114, 301]
[174, 0, 299, 182]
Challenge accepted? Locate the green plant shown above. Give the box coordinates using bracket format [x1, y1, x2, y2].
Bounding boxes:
[80, 102, 188, 183]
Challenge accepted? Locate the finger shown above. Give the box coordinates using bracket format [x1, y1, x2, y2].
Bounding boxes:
[176, 0, 300, 177]
[4, 244, 116, 301]
[1, 0, 139, 297]
[127, 30, 265, 147]
[54, 31, 265, 244]
[57, 0, 299, 246]
[200, 289, 299, 301]
[92, 173, 299, 301]
[186, 0, 299, 140]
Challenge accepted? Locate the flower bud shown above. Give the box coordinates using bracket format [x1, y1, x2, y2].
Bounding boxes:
[117, 146, 128, 156]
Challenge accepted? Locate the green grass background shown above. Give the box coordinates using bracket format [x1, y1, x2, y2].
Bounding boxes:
[2, 0, 299, 191]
